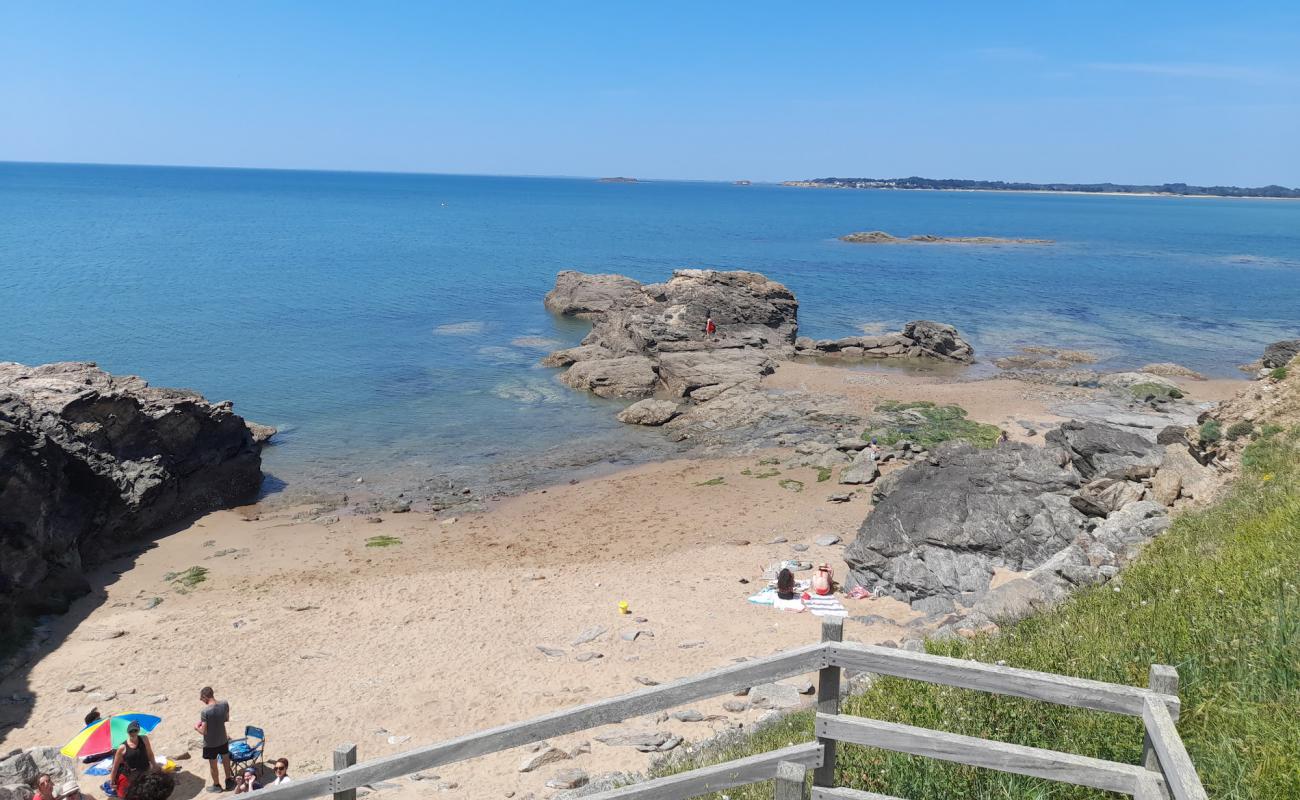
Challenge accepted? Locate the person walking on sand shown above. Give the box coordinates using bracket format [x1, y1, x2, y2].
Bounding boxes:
[197, 687, 234, 793]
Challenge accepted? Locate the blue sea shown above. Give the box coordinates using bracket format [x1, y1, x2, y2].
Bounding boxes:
[3, 162, 1298, 500]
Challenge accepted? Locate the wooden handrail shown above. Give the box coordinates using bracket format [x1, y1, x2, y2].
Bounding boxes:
[1142, 696, 1209, 800]
[828, 641, 1180, 719]
[815, 712, 1164, 796]
[256, 635, 1208, 800]
[579, 744, 822, 800]
[260, 643, 826, 800]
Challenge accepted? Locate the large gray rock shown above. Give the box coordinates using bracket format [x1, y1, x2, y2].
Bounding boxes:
[1262, 339, 1300, 369]
[616, 399, 681, 426]
[544, 271, 647, 317]
[558, 357, 658, 399]
[902, 320, 975, 362]
[1046, 421, 1163, 479]
[838, 449, 880, 485]
[0, 362, 263, 635]
[656, 351, 774, 398]
[843, 442, 1086, 600]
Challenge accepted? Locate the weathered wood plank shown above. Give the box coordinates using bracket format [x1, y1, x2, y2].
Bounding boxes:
[259, 644, 826, 800]
[1134, 773, 1169, 800]
[1143, 665, 1179, 777]
[814, 618, 844, 789]
[815, 713, 1161, 795]
[331, 744, 356, 800]
[1142, 696, 1208, 800]
[579, 744, 823, 800]
[774, 760, 808, 800]
[828, 642, 1179, 719]
[811, 787, 909, 800]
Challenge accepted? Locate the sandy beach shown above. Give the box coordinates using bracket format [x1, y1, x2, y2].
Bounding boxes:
[0, 362, 1244, 799]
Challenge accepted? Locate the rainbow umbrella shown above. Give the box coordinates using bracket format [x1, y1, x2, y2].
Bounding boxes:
[61, 713, 162, 759]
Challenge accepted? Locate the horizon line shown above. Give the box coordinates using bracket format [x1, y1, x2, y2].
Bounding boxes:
[2, 158, 1294, 192]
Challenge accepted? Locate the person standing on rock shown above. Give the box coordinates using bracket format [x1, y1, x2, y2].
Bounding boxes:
[705, 316, 717, 337]
[197, 687, 234, 793]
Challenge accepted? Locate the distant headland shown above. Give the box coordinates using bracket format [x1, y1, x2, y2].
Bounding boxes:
[783, 176, 1300, 199]
[596, 176, 639, 183]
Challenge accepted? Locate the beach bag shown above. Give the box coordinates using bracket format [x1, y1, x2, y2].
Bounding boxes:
[812, 564, 833, 596]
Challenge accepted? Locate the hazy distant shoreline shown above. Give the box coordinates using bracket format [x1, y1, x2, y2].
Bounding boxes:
[782, 177, 1300, 200]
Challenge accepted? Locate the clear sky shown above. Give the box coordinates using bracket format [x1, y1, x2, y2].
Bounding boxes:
[3, 2, 1298, 185]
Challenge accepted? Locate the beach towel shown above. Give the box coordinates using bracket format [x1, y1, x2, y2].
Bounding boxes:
[747, 579, 813, 607]
[802, 594, 847, 617]
[86, 756, 114, 776]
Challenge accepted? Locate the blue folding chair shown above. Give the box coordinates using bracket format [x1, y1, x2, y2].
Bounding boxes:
[228, 726, 266, 777]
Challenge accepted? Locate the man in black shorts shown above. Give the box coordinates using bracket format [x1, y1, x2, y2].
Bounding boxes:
[197, 686, 234, 792]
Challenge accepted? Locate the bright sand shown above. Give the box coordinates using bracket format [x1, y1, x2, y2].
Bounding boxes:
[0, 364, 1243, 799]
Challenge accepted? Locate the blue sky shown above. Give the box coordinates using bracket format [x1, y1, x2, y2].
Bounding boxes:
[2, 2, 1298, 184]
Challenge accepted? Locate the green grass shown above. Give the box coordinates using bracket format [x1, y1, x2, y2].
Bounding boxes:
[696, 476, 726, 486]
[816, 467, 833, 482]
[163, 566, 208, 591]
[364, 535, 403, 547]
[864, 401, 1001, 449]
[1199, 419, 1223, 445]
[1270, 367, 1289, 381]
[742, 467, 781, 479]
[1226, 421, 1254, 441]
[1129, 381, 1185, 401]
[657, 427, 1300, 799]
[779, 478, 805, 492]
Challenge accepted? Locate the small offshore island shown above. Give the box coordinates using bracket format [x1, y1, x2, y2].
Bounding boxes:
[840, 231, 1053, 245]
[785, 175, 1300, 198]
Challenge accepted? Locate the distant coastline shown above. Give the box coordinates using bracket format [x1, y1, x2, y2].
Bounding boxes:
[783, 176, 1300, 199]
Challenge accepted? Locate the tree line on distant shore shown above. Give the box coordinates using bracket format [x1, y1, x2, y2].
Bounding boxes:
[785, 176, 1300, 198]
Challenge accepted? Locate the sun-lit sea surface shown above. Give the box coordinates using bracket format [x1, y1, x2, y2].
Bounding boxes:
[3, 162, 1298, 498]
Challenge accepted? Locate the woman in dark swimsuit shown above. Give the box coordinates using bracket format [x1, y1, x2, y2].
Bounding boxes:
[111, 722, 157, 798]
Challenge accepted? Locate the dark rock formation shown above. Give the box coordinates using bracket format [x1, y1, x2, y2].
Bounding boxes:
[1262, 339, 1300, 369]
[839, 231, 1053, 245]
[843, 442, 1086, 600]
[0, 362, 263, 633]
[792, 321, 974, 363]
[1045, 420, 1161, 479]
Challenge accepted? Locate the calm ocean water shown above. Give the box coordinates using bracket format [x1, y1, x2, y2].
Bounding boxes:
[3, 162, 1298, 499]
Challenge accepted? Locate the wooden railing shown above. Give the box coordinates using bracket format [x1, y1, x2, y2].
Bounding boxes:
[260, 620, 1206, 800]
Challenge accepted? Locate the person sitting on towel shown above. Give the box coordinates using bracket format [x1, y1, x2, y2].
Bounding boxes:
[773, 568, 805, 612]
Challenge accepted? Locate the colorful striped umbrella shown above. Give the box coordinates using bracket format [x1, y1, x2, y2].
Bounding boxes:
[61, 714, 162, 759]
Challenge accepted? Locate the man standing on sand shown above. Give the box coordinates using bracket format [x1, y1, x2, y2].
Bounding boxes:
[197, 687, 234, 793]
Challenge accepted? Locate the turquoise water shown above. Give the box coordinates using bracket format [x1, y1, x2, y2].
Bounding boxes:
[3, 162, 1298, 497]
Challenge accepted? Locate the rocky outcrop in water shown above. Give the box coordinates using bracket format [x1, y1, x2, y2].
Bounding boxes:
[794, 320, 974, 364]
[0, 362, 264, 637]
[1262, 339, 1300, 370]
[840, 231, 1053, 245]
[545, 270, 976, 408]
[543, 269, 797, 401]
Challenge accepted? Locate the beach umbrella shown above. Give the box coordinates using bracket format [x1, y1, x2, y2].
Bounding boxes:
[61, 713, 162, 759]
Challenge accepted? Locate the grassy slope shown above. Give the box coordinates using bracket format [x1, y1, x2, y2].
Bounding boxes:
[654, 428, 1300, 799]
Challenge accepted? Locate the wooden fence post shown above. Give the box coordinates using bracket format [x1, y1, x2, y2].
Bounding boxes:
[1143, 665, 1178, 777]
[774, 760, 807, 800]
[1134, 772, 1165, 800]
[333, 743, 357, 800]
[813, 617, 844, 789]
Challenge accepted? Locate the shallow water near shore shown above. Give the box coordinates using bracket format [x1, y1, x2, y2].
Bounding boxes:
[3, 162, 1298, 500]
